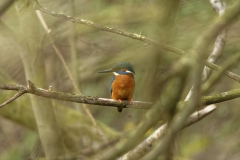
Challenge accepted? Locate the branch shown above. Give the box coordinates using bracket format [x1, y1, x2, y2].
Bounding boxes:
[202, 52, 240, 93]
[202, 89, 240, 105]
[1, 81, 240, 109]
[141, 1, 240, 158]
[32, 0, 240, 84]
[0, 81, 240, 109]
[204, 62, 240, 82]
[0, 81, 152, 109]
[118, 105, 216, 160]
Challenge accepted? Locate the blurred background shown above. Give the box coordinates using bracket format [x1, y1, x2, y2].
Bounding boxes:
[0, 0, 240, 159]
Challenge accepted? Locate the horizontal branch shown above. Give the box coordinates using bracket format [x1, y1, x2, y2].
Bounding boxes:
[33, 0, 240, 83]
[1, 80, 240, 112]
[0, 81, 240, 109]
[202, 89, 240, 105]
[0, 81, 152, 109]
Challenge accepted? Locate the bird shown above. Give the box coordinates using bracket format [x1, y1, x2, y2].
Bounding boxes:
[98, 62, 135, 112]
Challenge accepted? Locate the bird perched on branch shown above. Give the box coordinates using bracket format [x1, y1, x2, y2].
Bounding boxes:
[98, 62, 135, 112]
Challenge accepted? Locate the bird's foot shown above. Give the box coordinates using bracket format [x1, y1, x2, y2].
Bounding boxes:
[129, 99, 133, 104]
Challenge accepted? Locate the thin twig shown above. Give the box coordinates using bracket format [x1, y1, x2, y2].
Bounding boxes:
[204, 61, 240, 82]
[202, 52, 240, 93]
[0, 90, 27, 108]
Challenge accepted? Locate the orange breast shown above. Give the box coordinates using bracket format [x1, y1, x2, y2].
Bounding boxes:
[111, 74, 135, 100]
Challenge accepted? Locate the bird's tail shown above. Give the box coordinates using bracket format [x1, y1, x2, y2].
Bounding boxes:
[117, 107, 122, 112]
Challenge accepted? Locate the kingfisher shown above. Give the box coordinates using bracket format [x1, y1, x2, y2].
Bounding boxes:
[98, 62, 135, 112]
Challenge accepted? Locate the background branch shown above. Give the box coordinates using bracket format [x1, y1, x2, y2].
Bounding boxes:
[33, 0, 240, 84]
[118, 105, 216, 160]
[143, 1, 240, 159]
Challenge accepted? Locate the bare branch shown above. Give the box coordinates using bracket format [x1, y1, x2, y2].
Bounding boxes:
[118, 105, 216, 160]
[0, 81, 152, 109]
[1, 81, 240, 109]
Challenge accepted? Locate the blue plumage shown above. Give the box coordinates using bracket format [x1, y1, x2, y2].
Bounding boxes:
[110, 76, 114, 94]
